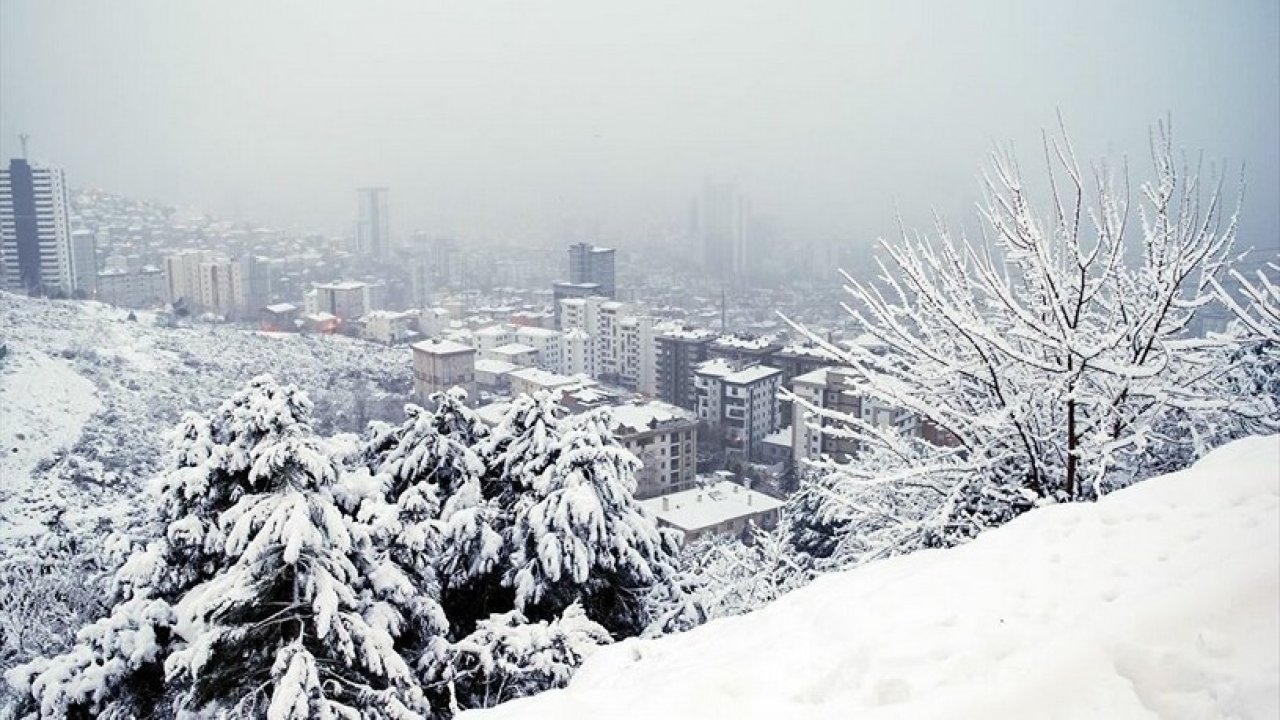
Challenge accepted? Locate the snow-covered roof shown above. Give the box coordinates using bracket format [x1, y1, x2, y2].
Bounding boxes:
[475, 325, 513, 338]
[508, 367, 580, 389]
[475, 358, 518, 375]
[640, 481, 784, 532]
[314, 281, 367, 291]
[490, 343, 538, 356]
[723, 365, 782, 385]
[475, 401, 512, 427]
[792, 368, 831, 386]
[661, 326, 716, 341]
[515, 327, 560, 339]
[777, 343, 839, 360]
[695, 358, 736, 378]
[609, 401, 696, 436]
[264, 303, 297, 314]
[303, 312, 338, 322]
[713, 334, 777, 351]
[762, 426, 793, 447]
[411, 338, 475, 356]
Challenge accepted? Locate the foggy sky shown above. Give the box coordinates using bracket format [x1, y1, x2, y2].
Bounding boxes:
[2, 0, 1277, 250]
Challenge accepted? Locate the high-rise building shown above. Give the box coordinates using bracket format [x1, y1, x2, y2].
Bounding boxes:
[694, 360, 783, 462]
[1, 158, 75, 295]
[69, 229, 97, 296]
[695, 182, 752, 285]
[655, 327, 716, 410]
[164, 250, 206, 305]
[568, 242, 616, 298]
[356, 187, 390, 258]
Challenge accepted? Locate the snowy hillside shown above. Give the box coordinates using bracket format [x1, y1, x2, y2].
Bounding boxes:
[0, 293, 412, 548]
[469, 435, 1280, 720]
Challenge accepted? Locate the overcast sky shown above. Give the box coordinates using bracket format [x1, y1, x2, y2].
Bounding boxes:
[2, 0, 1277, 249]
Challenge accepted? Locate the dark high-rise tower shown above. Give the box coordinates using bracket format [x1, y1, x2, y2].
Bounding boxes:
[568, 242, 616, 298]
[1, 156, 75, 295]
[355, 187, 390, 258]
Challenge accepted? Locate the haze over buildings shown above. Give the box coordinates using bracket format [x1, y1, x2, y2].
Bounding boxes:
[1, 0, 1276, 253]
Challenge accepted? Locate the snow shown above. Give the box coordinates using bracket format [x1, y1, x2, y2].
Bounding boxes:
[0, 346, 101, 538]
[638, 481, 784, 534]
[471, 435, 1280, 720]
[722, 364, 782, 385]
[412, 338, 475, 355]
[475, 358, 519, 375]
[791, 367, 831, 385]
[608, 401, 694, 436]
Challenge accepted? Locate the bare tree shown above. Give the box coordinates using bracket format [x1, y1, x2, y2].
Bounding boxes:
[784, 118, 1275, 563]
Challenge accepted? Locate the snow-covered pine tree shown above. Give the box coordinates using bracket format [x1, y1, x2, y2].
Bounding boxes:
[436, 391, 567, 634]
[164, 429, 426, 718]
[6, 376, 437, 719]
[438, 603, 611, 710]
[506, 408, 678, 637]
[782, 119, 1274, 568]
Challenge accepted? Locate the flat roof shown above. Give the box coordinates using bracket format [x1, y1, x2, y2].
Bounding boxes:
[723, 365, 783, 385]
[412, 338, 475, 355]
[639, 481, 784, 532]
[792, 368, 831, 386]
[475, 358, 519, 374]
[609, 401, 696, 436]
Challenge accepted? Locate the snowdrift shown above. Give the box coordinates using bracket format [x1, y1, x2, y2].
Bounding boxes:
[468, 435, 1280, 720]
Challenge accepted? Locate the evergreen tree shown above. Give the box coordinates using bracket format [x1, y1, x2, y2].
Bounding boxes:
[506, 409, 677, 636]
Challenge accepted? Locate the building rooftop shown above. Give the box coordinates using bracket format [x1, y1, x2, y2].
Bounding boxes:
[490, 343, 538, 356]
[264, 303, 298, 314]
[792, 368, 832, 386]
[475, 358, 519, 375]
[412, 338, 475, 356]
[695, 358, 737, 378]
[515, 326, 560, 339]
[723, 364, 783, 385]
[609, 401, 696, 436]
[475, 325, 513, 338]
[508, 367, 581, 389]
[713, 334, 778, 351]
[315, 281, 368, 291]
[661, 326, 716, 342]
[762, 426, 793, 447]
[639, 481, 784, 532]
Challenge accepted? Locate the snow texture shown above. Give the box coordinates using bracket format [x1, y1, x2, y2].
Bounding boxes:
[468, 435, 1280, 720]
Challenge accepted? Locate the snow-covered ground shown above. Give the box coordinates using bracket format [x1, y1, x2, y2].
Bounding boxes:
[0, 292, 413, 551]
[469, 435, 1280, 720]
[0, 346, 101, 539]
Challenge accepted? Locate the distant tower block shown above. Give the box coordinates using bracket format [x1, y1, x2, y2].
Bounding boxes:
[356, 186, 390, 259]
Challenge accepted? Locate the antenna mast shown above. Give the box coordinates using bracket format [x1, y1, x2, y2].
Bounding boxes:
[18, 133, 30, 159]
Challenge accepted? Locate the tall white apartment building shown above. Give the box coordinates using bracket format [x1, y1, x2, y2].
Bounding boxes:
[1, 158, 75, 295]
[515, 326, 563, 371]
[164, 250, 206, 304]
[618, 315, 657, 395]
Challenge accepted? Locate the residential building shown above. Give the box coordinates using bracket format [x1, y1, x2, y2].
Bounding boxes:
[362, 309, 419, 344]
[694, 181, 753, 285]
[311, 280, 375, 320]
[95, 266, 165, 308]
[695, 361, 783, 462]
[568, 242, 616, 298]
[609, 401, 699, 499]
[709, 333, 780, 367]
[164, 250, 205, 305]
[514, 326, 563, 370]
[1, 158, 75, 295]
[618, 315, 657, 394]
[70, 229, 97, 295]
[411, 338, 476, 403]
[655, 327, 716, 410]
[552, 281, 603, 328]
[560, 328, 592, 376]
[639, 480, 783, 544]
[261, 303, 300, 332]
[475, 358, 518, 394]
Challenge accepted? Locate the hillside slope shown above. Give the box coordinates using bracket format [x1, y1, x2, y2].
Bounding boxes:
[469, 435, 1280, 720]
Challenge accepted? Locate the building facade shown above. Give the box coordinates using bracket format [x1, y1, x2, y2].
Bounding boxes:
[655, 328, 715, 410]
[411, 338, 476, 403]
[695, 361, 783, 462]
[1, 158, 75, 295]
[610, 401, 698, 499]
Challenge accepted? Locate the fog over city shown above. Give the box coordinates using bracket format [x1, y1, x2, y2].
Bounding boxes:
[3, 0, 1277, 248]
[2, 4, 1279, 719]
